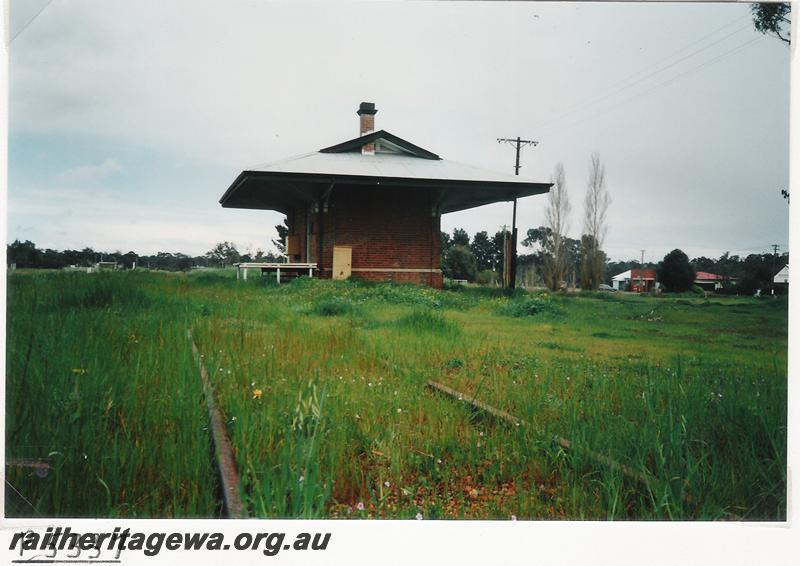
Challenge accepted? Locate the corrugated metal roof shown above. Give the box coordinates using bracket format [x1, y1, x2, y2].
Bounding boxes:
[247, 150, 541, 185]
[694, 271, 725, 280]
[220, 129, 551, 215]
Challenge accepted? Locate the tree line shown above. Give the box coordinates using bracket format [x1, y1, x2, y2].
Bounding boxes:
[8, 235, 787, 295]
[6, 239, 283, 271]
[441, 227, 788, 294]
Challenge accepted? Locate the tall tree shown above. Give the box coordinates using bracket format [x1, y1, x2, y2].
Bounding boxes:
[690, 256, 716, 274]
[751, 3, 791, 44]
[452, 228, 470, 247]
[7, 240, 41, 268]
[658, 249, 695, 292]
[273, 219, 289, 255]
[206, 241, 240, 267]
[470, 231, 494, 271]
[440, 231, 453, 255]
[120, 251, 138, 269]
[521, 226, 553, 286]
[521, 226, 553, 254]
[581, 153, 611, 290]
[544, 163, 571, 291]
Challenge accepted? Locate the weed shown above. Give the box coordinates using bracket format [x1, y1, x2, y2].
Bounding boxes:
[310, 296, 360, 317]
[499, 294, 561, 317]
[6, 270, 787, 520]
[395, 310, 461, 336]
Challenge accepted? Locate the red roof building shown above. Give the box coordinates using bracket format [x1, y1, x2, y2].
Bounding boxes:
[694, 271, 725, 281]
[612, 268, 657, 292]
[694, 271, 735, 291]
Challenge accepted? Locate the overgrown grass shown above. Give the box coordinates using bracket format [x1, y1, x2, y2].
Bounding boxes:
[6, 271, 219, 517]
[310, 296, 361, 317]
[6, 270, 788, 520]
[395, 310, 461, 336]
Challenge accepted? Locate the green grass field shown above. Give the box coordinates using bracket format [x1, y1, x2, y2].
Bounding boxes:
[5, 270, 788, 520]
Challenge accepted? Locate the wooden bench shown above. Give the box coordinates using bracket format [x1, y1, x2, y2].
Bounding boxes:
[234, 262, 317, 283]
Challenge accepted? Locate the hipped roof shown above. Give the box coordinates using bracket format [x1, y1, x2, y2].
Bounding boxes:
[219, 130, 551, 215]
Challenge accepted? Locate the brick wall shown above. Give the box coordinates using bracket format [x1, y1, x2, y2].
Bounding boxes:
[287, 207, 307, 263]
[286, 185, 442, 288]
[359, 114, 375, 135]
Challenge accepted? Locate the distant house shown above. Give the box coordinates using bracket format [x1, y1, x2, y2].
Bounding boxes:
[219, 102, 551, 287]
[694, 271, 728, 291]
[774, 265, 789, 285]
[611, 268, 657, 292]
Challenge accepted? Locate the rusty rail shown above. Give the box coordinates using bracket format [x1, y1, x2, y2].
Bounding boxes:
[427, 380, 524, 427]
[6, 458, 52, 477]
[188, 329, 248, 519]
[426, 379, 662, 492]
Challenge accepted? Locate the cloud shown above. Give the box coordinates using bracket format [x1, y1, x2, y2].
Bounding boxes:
[58, 158, 123, 183]
[6, 2, 790, 261]
[7, 182, 285, 255]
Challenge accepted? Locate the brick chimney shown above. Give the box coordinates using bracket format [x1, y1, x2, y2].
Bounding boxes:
[357, 102, 377, 155]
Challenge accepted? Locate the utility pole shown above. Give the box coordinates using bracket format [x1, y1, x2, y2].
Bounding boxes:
[772, 244, 780, 281]
[640, 249, 645, 292]
[497, 136, 539, 289]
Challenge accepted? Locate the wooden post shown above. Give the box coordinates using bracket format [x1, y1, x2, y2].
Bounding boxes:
[276, 267, 281, 284]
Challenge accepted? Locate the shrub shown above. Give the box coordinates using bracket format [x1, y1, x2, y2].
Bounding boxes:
[442, 245, 477, 281]
[498, 294, 561, 317]
[475, 269, 499, 286]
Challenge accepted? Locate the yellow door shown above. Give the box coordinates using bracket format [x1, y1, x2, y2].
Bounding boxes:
[332, 246, 352, 280]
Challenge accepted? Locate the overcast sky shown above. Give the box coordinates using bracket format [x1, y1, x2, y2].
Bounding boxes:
[5, 1, 791, 263]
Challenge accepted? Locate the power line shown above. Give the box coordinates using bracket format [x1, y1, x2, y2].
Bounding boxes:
[539, 35, 764, 140]
[9, 0, 54, 44]
[697, 244, 787, 255]
[531, 14, 752, 133]
[541, 35, 762, 138]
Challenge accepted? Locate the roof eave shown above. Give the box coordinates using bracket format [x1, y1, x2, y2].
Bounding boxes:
[220, 170, 551, 214]
[229, 169, 550, 192]
[219, 171, 249, 205]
